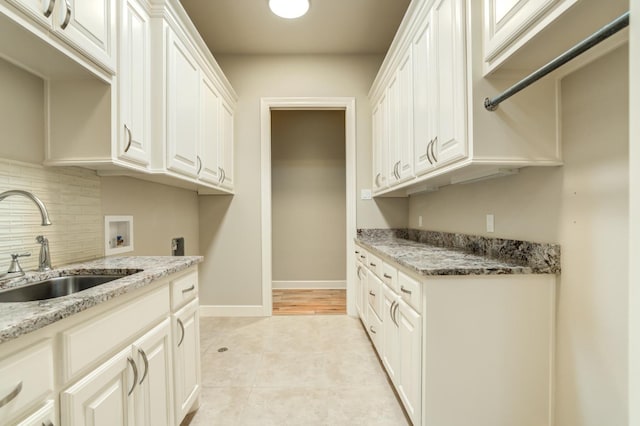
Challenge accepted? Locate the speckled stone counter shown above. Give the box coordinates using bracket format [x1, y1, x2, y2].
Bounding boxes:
[0, 256, 202, 344]
[356, 229, 560, 276]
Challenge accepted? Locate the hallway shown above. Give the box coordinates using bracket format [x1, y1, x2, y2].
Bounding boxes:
[184, 315, 409, 425]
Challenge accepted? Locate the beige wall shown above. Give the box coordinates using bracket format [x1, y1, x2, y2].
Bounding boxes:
[409, 46, 629, 425]
[0, 58, 44, 163]
[198, 54, 408, 307]
[101, 177, 200, 256]
[271, 110, 346, 282]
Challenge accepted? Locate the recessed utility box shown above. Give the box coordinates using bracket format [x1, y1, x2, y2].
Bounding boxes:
[104, 215, 134, 256]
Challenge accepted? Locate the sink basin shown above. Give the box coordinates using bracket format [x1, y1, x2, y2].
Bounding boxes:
[0, 274, 128, 302]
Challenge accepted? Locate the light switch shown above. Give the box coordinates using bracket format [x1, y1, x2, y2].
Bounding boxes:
[361, 189, 372, 200]
[486, 214, 495, 233]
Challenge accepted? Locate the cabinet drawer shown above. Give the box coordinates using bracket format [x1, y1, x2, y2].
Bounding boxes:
[382, 262, 398, 292]
[355, 247, 367, 264]
[398, 272, 422, 313]
[366, 304, 382, 352]
[171, 268, 198, 310]
[367, 252, 382, 278]
[367, 273, 383, 320]
[62, 285, 170, 381]
[0, 340, 53, 424]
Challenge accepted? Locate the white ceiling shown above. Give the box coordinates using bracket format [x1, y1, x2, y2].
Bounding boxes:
[180, 0, 411, 55]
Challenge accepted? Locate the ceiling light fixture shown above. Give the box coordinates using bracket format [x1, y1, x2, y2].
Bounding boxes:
[269, 0, 309, 19]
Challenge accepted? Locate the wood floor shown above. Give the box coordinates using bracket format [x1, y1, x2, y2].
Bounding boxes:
[272, 289, 346, 315]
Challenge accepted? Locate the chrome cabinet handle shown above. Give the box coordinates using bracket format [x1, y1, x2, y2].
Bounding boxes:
[394, 161, 401, 179]
[393, 301, 400, 325]
[196, 156, 202, 175]
[124, 125, 132, 153]
[356, 266, 362, 280]
[355, 250, 360, 254]
[218, 167, 223, 183]
[383, 273, 392, 279]
[42, 421, 54, 426]
[181, 285, 195, 294]
[360, 255, 366, 259]
[0, 381, 22, 408]
[368, 290, 375, 296]
[389, 300, 396, 322]
[369, 262, 377, 267]
[369, 326, 377, 334]
[60, 0, 71, 30]
[375, 172, 381, 187]
[431, 136, 438, 162]
[400, 285, 412, 295]
[138, 349, 149, 385]
[177, 318, 185, 347]
[221, 168, 226, 184]
[426, 139, 434, 164]
[43, 0, 55, 17]
[127, 357, 138, 396]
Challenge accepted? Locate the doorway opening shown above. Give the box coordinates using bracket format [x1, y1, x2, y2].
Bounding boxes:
[260, 98, 357, 317]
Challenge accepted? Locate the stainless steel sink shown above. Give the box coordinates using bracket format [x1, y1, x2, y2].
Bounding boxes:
[0, 274, 128, 302]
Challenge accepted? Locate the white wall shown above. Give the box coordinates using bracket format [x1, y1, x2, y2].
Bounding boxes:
[271, 110, 346, 282]
[198, 55, 408, 307]
[409, 46, 629, 425]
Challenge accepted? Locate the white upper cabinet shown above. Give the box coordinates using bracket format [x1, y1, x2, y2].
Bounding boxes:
[166, 28, 200, 178]
[118, 0, 151, 167]
[53, 0, 116, 71]
[370, 0, 563, 197]
[219, 98, 235, 190]
[198, 72, 222, 185]
[431, 0, 467, 167]
[482, 0, 628, 74]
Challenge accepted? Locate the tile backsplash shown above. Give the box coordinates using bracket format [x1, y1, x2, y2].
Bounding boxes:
[0, 158, 103, 273]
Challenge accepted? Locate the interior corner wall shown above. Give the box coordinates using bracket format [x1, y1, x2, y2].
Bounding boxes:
[198, 54, 408, 307]
[408, 46, 629, 425]
[271, 110, 346, 283]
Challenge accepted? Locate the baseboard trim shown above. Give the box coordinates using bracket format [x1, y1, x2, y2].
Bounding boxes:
[272, 280, 347, 289]
[199, 305, 265, 317]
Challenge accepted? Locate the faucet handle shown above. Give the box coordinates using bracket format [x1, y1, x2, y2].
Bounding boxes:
[8, 253, 30, 274]
[10, 253, 31, 260]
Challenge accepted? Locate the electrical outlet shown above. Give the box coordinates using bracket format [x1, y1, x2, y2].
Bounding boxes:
[486, 214, 495, 233]
[361, 189, 372, 200]
[418, 215, 423, 227]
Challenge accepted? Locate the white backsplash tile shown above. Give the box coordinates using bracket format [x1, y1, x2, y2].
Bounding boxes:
[0, 158, 103, 273]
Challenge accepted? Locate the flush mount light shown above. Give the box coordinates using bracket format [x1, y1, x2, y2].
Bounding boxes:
[269, 0, 309, 19]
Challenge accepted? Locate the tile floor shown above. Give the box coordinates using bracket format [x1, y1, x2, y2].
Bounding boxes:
[183, 315, 410, 426]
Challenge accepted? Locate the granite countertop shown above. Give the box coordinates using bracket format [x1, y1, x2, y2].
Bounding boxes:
[0, 256, 203, 344]
[356, 229, 560, 276]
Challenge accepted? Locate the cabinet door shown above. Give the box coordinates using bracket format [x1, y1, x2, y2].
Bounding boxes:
[173, 298, 201, 424]
[396, 49, 414, 182]
[372, 94, 388, 192]
[54, 0, 116, 71]
[397, 301, 422, 426]
[61, 347, 133, 426]
[5, 0, 55, 27]
[166, 29, 200, 178]
[386, 73, 400, 186]
[484, 0, 568, 62]
[432, 0, 467, 166]
[219, 99, 235, 190]
[355, 263, 365, 318]
[118, 0, 150, 166]
[133, 319, 173, 426]
[381, 284, 400, 385]
[412, 12, 438, 176]
[198, 73, 222, 185]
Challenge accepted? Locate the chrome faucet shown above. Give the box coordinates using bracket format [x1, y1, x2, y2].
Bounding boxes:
[0, 190, 53, 278]
[0, 190, 52, 226]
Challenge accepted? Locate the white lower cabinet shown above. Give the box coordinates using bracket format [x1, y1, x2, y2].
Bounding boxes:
[61, 319, 173, 426]
[133, 319, 173, 426]
[396, 299, 422, 424]
[173, 298, 201, 424]
[61, 346, 133, 426]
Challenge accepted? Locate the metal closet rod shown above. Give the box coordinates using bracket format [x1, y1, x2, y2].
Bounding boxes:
[484, 11, 630, 112]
